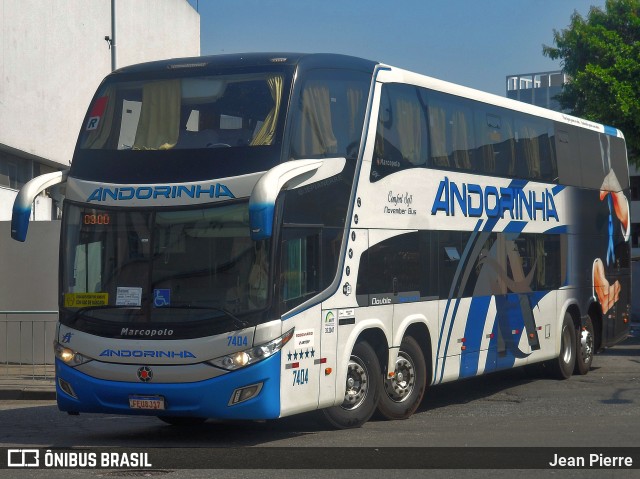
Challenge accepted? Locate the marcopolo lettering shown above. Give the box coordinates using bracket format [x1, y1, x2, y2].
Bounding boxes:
[99, 349, 196, 359]
[87, 183, 235, 203]
[431, 177, 559, 222]
[120, 328, 174, 337]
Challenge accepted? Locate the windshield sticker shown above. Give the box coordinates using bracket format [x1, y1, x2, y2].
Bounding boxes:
[116, 287, 142, 307]
[64, 293, 108, 308]
[86, 96, 108, 131]
[153, 289, 171, 308]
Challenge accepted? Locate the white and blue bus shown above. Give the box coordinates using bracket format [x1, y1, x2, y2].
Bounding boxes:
[12, 53, 631, 428]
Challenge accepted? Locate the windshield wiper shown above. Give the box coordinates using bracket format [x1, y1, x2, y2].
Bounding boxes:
[161, 303, 249, 330]
[68, 304, 139, 321]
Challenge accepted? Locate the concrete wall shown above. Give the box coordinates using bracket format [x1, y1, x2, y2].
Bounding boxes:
[0, 0, 200, 168]
[0, 221, 60, 311]
[0, 221, 60, 364]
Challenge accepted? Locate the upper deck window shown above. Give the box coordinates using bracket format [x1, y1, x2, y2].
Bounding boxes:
[289, 69, 371, 160]
[80, 72, 285, 151]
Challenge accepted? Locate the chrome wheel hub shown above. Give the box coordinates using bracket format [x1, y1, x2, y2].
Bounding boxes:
[579, 328, 594, 364]
[384, 352, 415, 403]
[561, 324, 574, 364]
[341, 356, 369, 410]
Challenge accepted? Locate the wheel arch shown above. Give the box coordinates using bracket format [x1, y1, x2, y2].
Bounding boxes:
[358, 326, 390, 373]
[403, 322, 433, 387]
[587, 300, 604, 352]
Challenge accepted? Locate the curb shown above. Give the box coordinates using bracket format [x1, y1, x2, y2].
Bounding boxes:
[0, 388, 56, 401]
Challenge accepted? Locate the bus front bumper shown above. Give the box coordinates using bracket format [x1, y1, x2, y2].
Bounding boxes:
[54, 353, 281, 420]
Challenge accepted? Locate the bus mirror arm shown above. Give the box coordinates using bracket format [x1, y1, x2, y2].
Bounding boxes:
[11, 169, 69, 242]
[248, 159, 325, 241]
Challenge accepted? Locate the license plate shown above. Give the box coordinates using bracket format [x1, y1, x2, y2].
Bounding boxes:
[129, 395, 165, 410]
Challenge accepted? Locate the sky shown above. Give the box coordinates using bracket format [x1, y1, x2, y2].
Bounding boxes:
[188, 0, 606, 96]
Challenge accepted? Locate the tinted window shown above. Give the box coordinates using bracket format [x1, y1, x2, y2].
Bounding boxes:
[357, 229, 564, 302]
[357, 232, 421, 296]
[289, 69, 371, 160]
[427, 91, 475, 172]
[371, 84, 429, 182]
[371, 84, 429, 181]
[513, 113, 557, 182]
[279, 227, 321, 311]
[555, 125, 581, 186]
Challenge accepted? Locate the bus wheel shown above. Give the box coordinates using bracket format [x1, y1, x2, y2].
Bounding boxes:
[377, 335, 426, 420]
[546, 313, 576, 379]
[158, 416, 207, 426]
[574, 317, 594, 375]
[321, 340, 381, 429]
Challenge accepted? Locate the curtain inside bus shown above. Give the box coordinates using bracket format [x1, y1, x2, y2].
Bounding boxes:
[250, 75, 284, 146]
[133, 80, 181, 150]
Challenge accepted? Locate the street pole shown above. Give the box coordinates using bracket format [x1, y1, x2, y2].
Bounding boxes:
[110, 0, 117, 71]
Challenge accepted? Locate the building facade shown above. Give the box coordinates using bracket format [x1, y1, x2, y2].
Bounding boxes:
[0, 0, 200, 219]
[506, 71, 569, 112]
[0, 0, 200, 366]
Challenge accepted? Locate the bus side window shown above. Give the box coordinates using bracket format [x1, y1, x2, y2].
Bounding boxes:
[513, 113, 557, 183]
[555, 126, 581, 186]
[426, 91, 475, 173]
[279, 228, 321, 311]
[473, 109, 515, 178]
[289, 69, 370, 160]
[371, 83, 428, 182]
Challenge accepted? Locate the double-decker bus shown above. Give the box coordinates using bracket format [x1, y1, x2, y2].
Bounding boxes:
[12, 53, 630, 428]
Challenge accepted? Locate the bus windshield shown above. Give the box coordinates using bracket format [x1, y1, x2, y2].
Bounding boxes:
[80, 72, 285, 151]
[61, 201, 271, 332]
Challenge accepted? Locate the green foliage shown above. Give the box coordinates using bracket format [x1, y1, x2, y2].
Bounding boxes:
[543, 0, 640, 164]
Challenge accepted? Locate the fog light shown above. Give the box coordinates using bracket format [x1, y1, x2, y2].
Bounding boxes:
[228, 382, 263, 406]
[58, 378, 78, 399]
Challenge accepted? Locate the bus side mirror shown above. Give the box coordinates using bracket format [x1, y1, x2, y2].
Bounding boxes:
[248, 158, 347, 240]
[248, 160, 324, 241]
[11, 169, 69, 242]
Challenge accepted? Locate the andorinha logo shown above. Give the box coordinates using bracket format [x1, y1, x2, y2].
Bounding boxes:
[431, 176, 559, 222]
[99, 349, 196, 359]
[87, 183, 235, 202]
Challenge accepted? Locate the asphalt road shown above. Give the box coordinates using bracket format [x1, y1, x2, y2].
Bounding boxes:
[0, 332, 638, 478]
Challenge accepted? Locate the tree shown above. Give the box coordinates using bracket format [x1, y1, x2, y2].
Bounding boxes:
[543, 0, 640, 164]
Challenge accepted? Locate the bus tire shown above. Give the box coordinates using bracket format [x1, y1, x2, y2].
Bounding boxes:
[158, 416, 207, 426]
[546, 313, 576, 380]
[574, 317, 594, 375]
[377, 335, 426, 420]
[320, 340, 381, 429]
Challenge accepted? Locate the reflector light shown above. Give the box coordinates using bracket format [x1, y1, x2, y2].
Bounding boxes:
[58, 378, 78, 399]
[228, 382, 263, 406]
[325, 368, 332, 376]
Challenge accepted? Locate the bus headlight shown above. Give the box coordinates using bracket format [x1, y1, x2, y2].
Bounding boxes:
[54, 341, 91, 366]
[209, 328, 294, 371]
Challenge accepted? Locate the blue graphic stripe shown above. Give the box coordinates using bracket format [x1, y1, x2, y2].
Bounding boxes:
[551, 184, 565, 196]
[503, 221, 527, 233]
[544, 225, 568, 234]
[604, 125, 619, 137]
[459, 295, 492, 377]
[436, 219, 483, 383]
